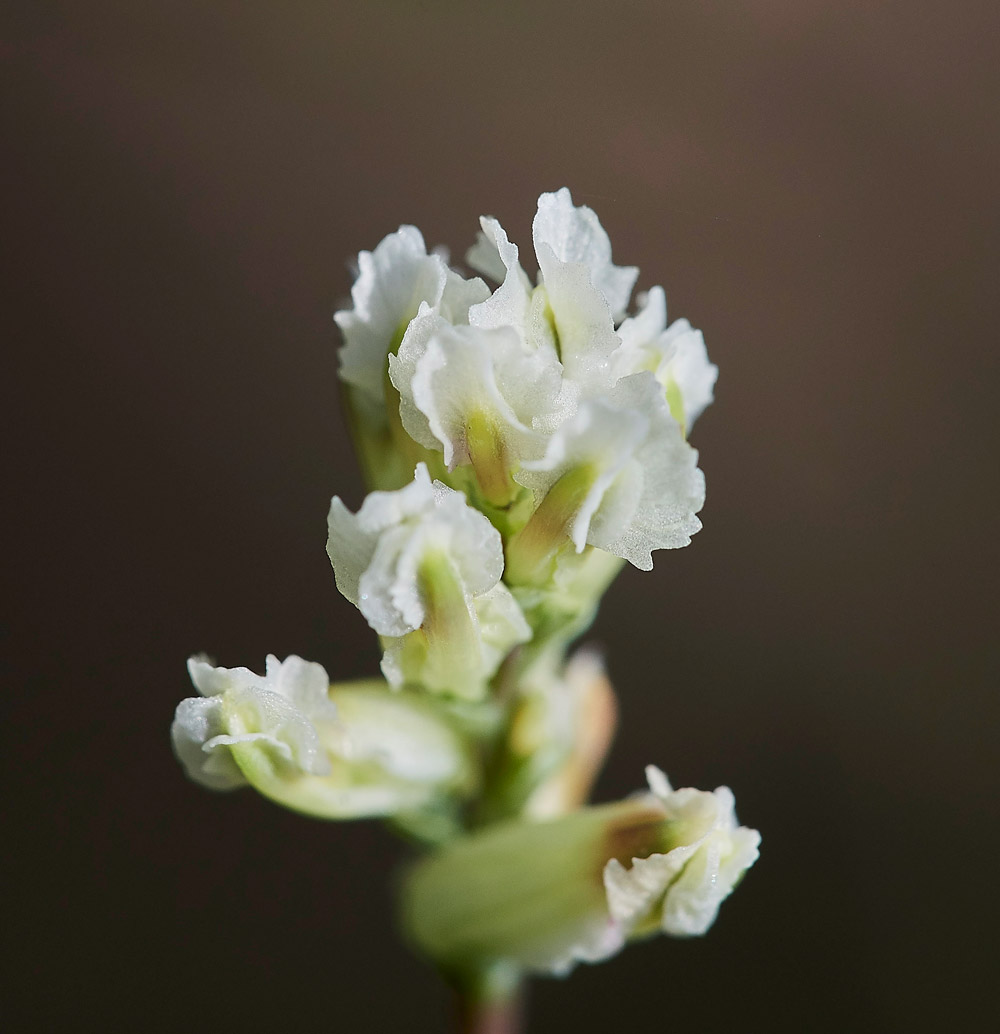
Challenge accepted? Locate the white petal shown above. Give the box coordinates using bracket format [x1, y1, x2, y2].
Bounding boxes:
[532, 188, 638, 321]
[533, 244, 621, 393]
[659, 320, 718, 431]
[439, 266, 491, 323]
[404, 324, 555, 468]
[327, 463, 436, 609]
[431, 487, 500, 586]
[186, 655, 262, 698]
[660, 826, 760, 936]
[593, 374, 705, 569]
[358, 522, 432, 636]
[516, 388, 653, 556]
[329, 464, 505, 639]
[171, 695, 247, 790]
[617, 287, 668, 352]
[388, 307, 451, 455]
[468, 217, 533, 331]
[645, 764, 674, 799]
[336, 226, 488, 405]
[604, 848, 696, 927]
[473, 581, 532, 671]
[466, 224, 509, 283]
[489, 323, 572, 435]
[336, 227, 445, 403]
[262, 654, 336, 721]
[223, 683, 332, 777]
[614, 288, 717, 432]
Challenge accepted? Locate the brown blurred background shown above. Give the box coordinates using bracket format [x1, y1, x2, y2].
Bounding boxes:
[4, 2, 998, 1030]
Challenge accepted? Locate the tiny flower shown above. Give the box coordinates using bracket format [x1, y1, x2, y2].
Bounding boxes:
[466, 217, 535, 336]
[401, 767, 759, 976]
[172, 653, 336, 791]
[466, 189, 637, 395]
[507, 372, 705, 579]
[604, 766, 761, 937]
[336, 226, 489, 415]
[532, 187, 638, 324]
[171, 654, 474, 818]
[327, 463, 530, 696]
[388, 309, 565, 505]
[614, 286, 718, 434]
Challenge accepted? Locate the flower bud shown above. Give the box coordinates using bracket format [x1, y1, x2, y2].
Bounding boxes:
[481, 647, 617, 822]
[516, 648, 618, 819]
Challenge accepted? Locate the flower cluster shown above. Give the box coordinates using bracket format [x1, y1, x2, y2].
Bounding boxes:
[342, 188, 712, 574]
[170, 189, 756, 983]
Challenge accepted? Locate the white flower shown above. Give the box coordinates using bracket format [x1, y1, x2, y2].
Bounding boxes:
[466, 189, 637, 395]
[172, 654, 474, 817]
[603, 765, 761, 938]
[402, 767, 758, 976]
[614, 286, 717, 433]
[513, 372, 705, 571]
[467, 217, 535, 336]
[532, 187, 638, 324]
[326, 463, 529, 694]
[172, 653, 336, 791]
[377, 191, 712, 528]
[388, 310, 567, 498]
[336, 226, 488, 413]
[327, 462, 503, 636]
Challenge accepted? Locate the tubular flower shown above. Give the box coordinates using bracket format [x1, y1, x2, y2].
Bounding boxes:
[336, 226, 488, 415]
[326, 462, 529, 696]
[614, 286, 718, 435]
[402, 766, 759, 976]
[389, 312, 563, 504]
[172, 654, 474, 818]
[510, 372, 704, 575]
[603, 766, 761, 938]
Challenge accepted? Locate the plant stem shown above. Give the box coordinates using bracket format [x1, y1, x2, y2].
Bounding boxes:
[458, 992, 523, 1034]
[455, 964, 524, 1034]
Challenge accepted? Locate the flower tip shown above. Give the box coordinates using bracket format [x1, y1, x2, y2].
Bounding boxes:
[645, 764, 673, 798]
